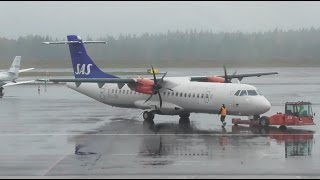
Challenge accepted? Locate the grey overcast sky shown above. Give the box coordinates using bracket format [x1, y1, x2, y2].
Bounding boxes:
[1, 1, 320, 39]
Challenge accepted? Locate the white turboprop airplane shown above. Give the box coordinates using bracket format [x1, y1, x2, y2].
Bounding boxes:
[40, 35, 278, 125]
[0, 56, 34, 98]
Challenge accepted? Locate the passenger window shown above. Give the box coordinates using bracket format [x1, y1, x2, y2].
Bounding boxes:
[176, 92, 179, 96]
[247, 90, 258, 96]
[180, 93, 183, 97]
[201, 94, 204, 98]
[112, 89, 114, 93]
[189, 93, 191, 98]
[197, 94, 199, 98]
[184, 93, 187, 97]
[240, 90, 247, 96]
[234, 90, 241, 96]
[193, 93, 195, 98]
[123, 90, 125, 94]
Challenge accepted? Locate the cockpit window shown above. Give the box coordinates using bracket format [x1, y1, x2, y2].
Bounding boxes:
[257, 90, 262, 95]
[247, 90, 258, 96]
[234, 90, 241, 96]
[239, 90, 247, 96]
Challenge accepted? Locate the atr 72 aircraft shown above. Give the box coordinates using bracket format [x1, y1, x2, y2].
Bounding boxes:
[0, 56, 34, 98]
[41, 35, 278, 125]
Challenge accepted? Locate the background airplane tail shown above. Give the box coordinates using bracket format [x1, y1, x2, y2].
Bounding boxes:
[66, 35, 118, 79]
[8, 56, 21, 78]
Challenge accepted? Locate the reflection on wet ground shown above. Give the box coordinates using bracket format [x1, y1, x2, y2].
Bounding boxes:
[64, 118, 319, 176]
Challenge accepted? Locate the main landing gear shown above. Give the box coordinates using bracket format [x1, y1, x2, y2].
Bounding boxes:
[142, 111, 191, 129]
[0, 87, 4, 98]
[179, 113, 191, 130]
[143, 111, 155, 128]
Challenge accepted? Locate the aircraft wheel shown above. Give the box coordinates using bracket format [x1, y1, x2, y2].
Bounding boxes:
[143, 111, 154, 121]
[179, 117, 191, 129]
[279, 125, 287, 131]
[143, 114, 155, 131]
[259, 116, 269, 127]
[179, 113, 190, 119]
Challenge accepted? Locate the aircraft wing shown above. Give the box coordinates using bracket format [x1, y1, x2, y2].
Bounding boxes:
[2, 80, 35, 87]
[37, 78, 136, 84]
[19, 68, 34, 73]
[37, 78, 139, 88]
[190, 72, 278, 82]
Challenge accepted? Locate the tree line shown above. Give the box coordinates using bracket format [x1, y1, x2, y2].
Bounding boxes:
[1, 28, 320, 68]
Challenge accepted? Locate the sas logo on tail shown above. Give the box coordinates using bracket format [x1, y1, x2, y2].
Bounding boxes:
[75, 64, 92, 75]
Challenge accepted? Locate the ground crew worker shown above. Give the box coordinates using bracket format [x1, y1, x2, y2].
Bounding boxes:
[298, 105, 305, 115]
[218, 104, 228, 127]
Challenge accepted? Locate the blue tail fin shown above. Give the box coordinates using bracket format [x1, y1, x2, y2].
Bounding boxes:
[67, 35, 118, 79]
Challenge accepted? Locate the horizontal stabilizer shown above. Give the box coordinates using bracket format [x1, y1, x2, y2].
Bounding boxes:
[43, 41, 107, 45]
[19, 68, 34, 73]
[2, 80, 35, 87]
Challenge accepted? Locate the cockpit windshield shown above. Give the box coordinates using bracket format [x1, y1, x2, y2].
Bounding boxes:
[234, 90, 260, 96]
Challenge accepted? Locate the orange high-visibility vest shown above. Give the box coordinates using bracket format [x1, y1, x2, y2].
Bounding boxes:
[221, 107, 227, 116]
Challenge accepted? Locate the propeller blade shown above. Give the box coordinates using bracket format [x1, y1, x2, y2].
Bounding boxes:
[160, 71, 167, 83]
[151, 65, 157, 83]
[144, 93, 153, 103]
[145, 88, 156, 103]
[158, 91, 162, 109]
[223, 65, 233, 83]
[227, 70, 237, 83]
[233, 70, 237, 76]
[223, 65, 228, 83]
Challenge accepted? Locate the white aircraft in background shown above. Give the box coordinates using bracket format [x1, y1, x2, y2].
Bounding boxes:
[40, 35, 278, 125]
[0, 56, 34, 98]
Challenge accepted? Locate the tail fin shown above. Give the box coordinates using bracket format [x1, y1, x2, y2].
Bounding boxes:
[66, 35, 118, 79]
[8, 56, 21, 77]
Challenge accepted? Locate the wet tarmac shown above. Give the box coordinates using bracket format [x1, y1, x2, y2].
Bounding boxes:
[0, 67, 320, 178]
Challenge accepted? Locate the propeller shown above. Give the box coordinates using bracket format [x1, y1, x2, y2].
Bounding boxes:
[144, 66, 171, 109]
[223, 65, 237, 83]
[223, 65, 231, 83]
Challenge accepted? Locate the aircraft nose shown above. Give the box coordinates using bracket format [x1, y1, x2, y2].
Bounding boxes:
[260, 98, 271, 113]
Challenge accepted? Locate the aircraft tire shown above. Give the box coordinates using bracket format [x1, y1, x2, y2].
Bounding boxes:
[279, 125, 287, 131]
[259, 116, 269, 127]
[143, 111, 154, 121]
[179, 113, 190, 119]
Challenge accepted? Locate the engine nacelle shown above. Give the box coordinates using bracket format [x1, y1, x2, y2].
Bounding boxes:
[133, 78, 155, 94]
[135, 85, 154, 94]
[136, 78, 154, 86]
[207, 76, 225, 83]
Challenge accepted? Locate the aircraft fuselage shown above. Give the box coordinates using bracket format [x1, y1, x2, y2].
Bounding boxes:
[67, 77, 271, 116]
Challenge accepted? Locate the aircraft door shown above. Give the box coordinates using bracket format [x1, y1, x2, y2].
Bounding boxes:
[100, 87, 106, 102]
[204, 91, 211, 104]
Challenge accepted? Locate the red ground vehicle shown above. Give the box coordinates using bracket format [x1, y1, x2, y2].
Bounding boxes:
[232, 101, 315, 129]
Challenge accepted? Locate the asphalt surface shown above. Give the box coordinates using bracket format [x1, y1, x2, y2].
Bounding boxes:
[0, 67, 319, 178]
